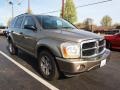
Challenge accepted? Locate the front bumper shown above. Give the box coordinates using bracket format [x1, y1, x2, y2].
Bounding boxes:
[56, 49, 110, 75]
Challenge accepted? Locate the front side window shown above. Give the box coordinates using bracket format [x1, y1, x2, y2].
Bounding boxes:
[14, 16, 24, 28]
[23, 16, 36, 26]
[36, 16, 76, 30]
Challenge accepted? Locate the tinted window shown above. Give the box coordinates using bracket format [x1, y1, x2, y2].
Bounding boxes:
[14, 16, 24, 28]
[23, 16, 36, 26]
[36, 16, 76, 29]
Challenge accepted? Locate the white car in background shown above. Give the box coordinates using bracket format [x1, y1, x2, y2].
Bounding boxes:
[0, 26, 6, 35]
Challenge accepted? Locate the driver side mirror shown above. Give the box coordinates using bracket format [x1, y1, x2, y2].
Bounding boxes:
[24, 25, 37, 31]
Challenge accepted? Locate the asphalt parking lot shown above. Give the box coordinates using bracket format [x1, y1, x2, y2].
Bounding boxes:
[0, 36, 120, 90]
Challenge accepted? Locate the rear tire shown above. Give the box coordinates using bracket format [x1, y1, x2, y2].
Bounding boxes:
[8, 40, 18, 55]
[38, 51, 59, 80]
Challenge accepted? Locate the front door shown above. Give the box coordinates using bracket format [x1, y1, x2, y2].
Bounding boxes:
[21, 16, 38, 54]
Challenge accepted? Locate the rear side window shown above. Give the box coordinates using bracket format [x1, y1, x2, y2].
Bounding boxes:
[14, 16, 24, 28]
[9, 18, 17, 28]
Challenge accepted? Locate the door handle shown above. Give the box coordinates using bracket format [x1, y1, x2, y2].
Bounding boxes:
[19, 32, 23, 34]
[24, 36, 30, 39]
[19, 32, 25, 38]
[11, 31, 14, 33]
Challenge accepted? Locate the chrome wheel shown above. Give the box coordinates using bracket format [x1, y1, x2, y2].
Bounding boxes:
[8, 40, 18, 55]
[40, 56, 52, 76]
[9, 43, 14, 53]
[38, 51, 59, 80]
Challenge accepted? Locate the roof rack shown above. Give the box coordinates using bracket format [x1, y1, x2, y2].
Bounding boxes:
[17, 13, 31, 17]
[23, 13, 29, 14]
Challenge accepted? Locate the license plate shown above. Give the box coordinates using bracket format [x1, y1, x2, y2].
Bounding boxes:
[100, 59, 106, 67]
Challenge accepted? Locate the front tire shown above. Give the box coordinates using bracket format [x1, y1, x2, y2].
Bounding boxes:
[8, 40, 18, 55]
[38, 51, 59, 80]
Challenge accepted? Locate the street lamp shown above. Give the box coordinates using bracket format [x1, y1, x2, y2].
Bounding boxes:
[62, 0, 64, 18]
[9, 1, 14, 19]
[17, 0, 31, 14]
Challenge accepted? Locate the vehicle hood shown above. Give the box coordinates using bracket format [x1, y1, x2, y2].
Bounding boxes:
[104, 35, 113, 40]
[44, 29, 103, 42]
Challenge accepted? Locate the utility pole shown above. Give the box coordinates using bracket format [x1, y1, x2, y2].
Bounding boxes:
[9, 1, 14, 19]
[62, 0, 64, 18]
[28, 0, 31, 13]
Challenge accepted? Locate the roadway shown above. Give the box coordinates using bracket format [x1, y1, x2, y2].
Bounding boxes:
[0, 36, 120, 90]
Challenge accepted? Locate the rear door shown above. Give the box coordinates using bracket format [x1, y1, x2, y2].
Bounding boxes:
[10, 16, 24, 46]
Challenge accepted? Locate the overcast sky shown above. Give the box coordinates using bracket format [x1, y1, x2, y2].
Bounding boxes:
[0, 0, 120, 26]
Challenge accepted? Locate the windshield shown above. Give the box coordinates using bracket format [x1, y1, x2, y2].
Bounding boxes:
[36, 16, 76, 29]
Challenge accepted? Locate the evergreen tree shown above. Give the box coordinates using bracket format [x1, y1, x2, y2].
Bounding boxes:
[61, 0, 77, 24]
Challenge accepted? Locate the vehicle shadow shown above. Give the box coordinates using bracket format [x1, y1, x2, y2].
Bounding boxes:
[6, 45, 39, 72]
[15, 49, 70, 80]
[111, 49, 120, 52]
[9, 49, 41, 75]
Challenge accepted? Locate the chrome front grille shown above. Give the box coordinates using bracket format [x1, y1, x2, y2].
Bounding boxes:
[81, 39, 105, 58]
[82, 41, 96, 49]
[98, 39, 104, 46]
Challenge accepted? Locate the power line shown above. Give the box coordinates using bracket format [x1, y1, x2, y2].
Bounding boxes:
[76, 0, 112, 8]
[41, 10, 60, 15]
[41, 0, 112, 14]
[17, 0, 24, 5]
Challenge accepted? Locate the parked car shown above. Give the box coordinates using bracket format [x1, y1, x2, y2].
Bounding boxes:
[7, 13, 110, 80]
[105, 33, 120, 49]
[0, 26, 6, 35]
[3, 28, 9, 37]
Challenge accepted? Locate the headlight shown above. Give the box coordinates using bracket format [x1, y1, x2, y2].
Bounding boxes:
[60, 42, 80, 58]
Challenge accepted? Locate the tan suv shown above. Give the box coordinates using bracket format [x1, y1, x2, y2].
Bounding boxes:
[7, 13, 110, 80]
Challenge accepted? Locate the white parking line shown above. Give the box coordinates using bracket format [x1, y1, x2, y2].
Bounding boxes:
[0, 51, 59, 90]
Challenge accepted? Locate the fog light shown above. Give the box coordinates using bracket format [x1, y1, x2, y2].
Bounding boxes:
[77, 65, 81, 70]
[77, 64, 85, 70]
